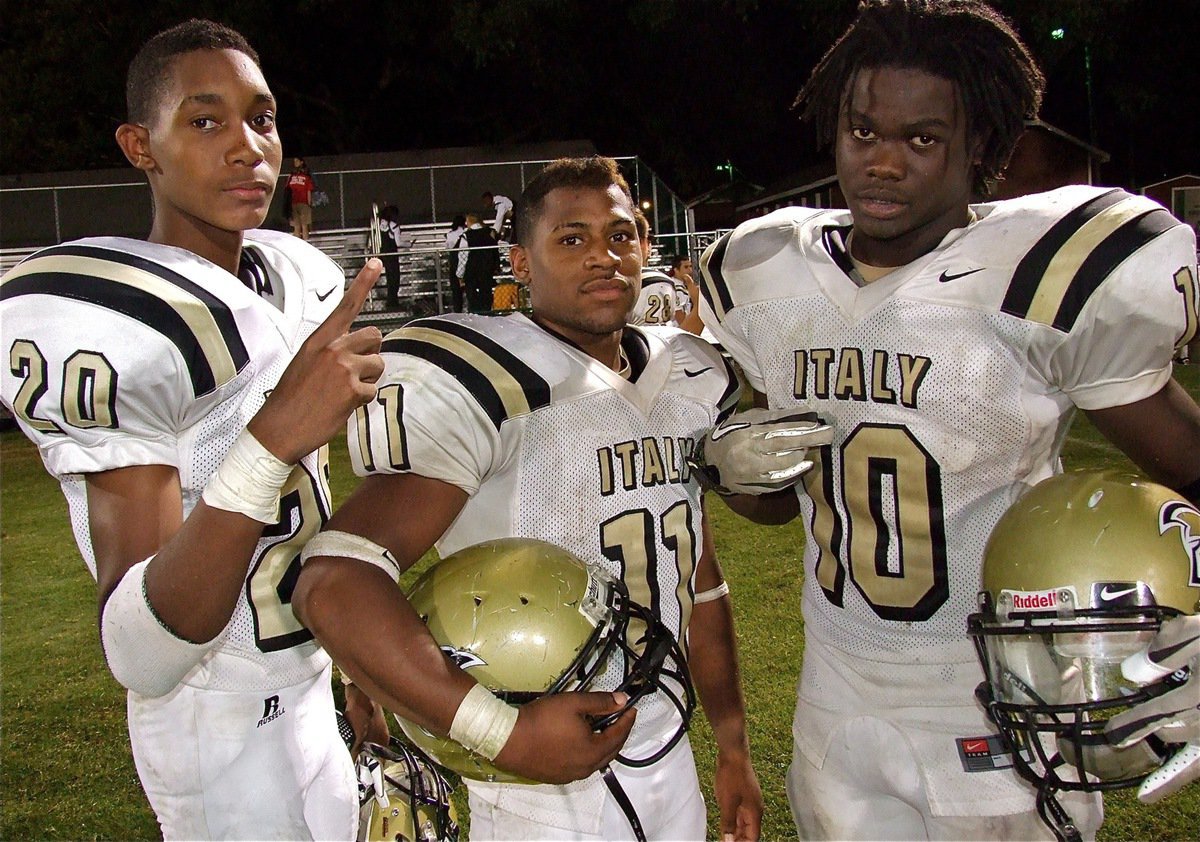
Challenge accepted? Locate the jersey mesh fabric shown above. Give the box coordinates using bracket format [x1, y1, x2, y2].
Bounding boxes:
[515, 390, 697, 746]
[1, 233, 342, 694]
[742, 297, 1046, 665]
[701, 187, 1195, 709]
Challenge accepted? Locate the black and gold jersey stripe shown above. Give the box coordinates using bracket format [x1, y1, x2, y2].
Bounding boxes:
[698, 231, 735, 322]
[0, 244, 249, 397]
[382, 318, 552, 429]
[1002, 189, 1183, 332]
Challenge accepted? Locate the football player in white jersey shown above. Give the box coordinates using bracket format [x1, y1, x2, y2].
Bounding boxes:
[294, 156, 763, 840]
[0, 20, 385, 840]
[628, 210, 678, 327]
[694, 1, 1200, 840]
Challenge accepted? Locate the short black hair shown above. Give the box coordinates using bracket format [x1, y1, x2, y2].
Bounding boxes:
[126, 19, 260, 125]
[633, 209, 651, 241]
[795, 0, 1044, 196]
[670, 254, 691, 271]
[511, 156, 633, 245]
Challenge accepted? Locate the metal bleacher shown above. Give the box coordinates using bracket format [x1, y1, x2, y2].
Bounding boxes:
[312, 220, 517, 330]
[0, 246, 40, 275]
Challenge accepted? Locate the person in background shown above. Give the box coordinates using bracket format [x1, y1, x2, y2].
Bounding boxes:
[458, 212, 500, 313]
[443, 213, 467, 313]
[629, 209, 677, 326]
[482, 190, 513, 241]
[287, 156, 316, 240]
[378, 204, 404, 310]
[668, 254, 704, 334]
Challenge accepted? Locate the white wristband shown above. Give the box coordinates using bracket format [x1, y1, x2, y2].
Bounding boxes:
[695, 581, 730, 604]
[201, 429, 292, 523]
[301, 530, 403, 583]
[449, 683, 519, 761]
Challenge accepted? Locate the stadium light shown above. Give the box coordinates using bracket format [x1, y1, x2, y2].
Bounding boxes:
[1049, 25, 1095, 143]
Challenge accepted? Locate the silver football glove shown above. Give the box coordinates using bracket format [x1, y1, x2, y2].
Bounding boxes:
[689, 408, 833, 496]
[1105, 614, 1200, 803]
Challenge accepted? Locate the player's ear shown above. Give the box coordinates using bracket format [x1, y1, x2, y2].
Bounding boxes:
[509, 244, 531, 285]
[116, 123, 156, 173]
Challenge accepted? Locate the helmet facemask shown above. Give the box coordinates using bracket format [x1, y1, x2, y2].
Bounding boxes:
[968, 470, 1200, 841]
[970, 590, 1185, 841]
[356, 738, 460, 842]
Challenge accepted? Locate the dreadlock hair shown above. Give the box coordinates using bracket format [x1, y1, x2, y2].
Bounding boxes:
[126, 19, 260, 125]
[795, 0, 1044, 196]
[512, 156, 633, 245]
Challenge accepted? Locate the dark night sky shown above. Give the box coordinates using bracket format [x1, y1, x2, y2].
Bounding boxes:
[2, 0, 1196, 198]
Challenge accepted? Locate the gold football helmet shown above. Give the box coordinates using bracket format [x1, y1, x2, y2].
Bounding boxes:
[968, 470, 1200, 841]
[356, 738, 459, 842]
[394, 537, 694, 784]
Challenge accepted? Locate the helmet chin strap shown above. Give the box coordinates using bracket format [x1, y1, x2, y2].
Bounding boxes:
[1036, 785, 1083, 842]
[601, 766, 647, 842]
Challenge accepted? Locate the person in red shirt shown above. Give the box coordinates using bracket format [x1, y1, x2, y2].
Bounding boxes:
[286, 157, 316, 239]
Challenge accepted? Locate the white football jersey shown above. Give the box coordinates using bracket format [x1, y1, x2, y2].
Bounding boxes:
[700, 186, 1199, 689]
[673, 275, 693, 317]
[0, 231, 348, 691]
[349, 312, 740, 737]
[629, 269, 677, 326]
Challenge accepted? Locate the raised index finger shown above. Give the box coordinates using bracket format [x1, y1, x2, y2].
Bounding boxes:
[314, 258, 382, 339]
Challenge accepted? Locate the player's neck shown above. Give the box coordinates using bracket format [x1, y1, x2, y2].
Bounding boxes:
[149, 217, 246, 276]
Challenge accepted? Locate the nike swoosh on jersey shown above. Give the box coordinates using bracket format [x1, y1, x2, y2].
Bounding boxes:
[709, 421, 751, 441]
[684, 367, 713, 377]
[315, 285, 338, 301]
[938, 268, 985, 283]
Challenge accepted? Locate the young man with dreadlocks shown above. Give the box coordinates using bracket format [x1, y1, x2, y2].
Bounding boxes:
[691, 1, 1200, 839]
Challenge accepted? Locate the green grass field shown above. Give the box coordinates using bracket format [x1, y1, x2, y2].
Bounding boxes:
[3, 367, 1200, 840]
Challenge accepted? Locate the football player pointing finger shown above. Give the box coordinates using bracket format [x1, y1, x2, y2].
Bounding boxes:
[0, 20, 383, 840]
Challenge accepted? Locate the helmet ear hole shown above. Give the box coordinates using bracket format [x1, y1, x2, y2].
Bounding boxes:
[519, 596, 529, 605]
[472, 596, 482, 606]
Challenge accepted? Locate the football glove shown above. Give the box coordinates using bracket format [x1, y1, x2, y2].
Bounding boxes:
[1105, 614, 1200, 803]
[688, 408, 833, 496]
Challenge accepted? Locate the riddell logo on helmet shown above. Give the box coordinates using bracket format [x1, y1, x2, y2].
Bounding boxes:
[1002, 588, 1069, 610]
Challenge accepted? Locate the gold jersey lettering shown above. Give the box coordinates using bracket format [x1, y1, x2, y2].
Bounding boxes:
[641, 437, 667, 486]
[793, 348, 930, 409]
[833, 348, 866, 401]
[613, 440, 639, 491]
